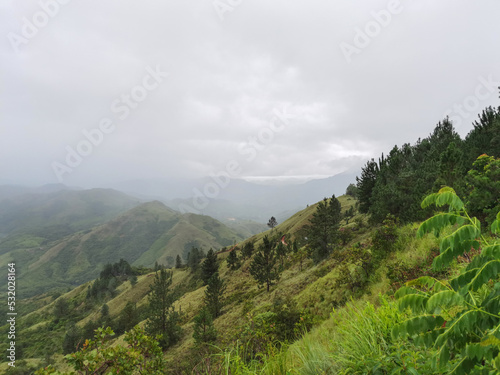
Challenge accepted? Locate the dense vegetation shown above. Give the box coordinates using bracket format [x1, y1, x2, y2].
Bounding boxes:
[1, 104, 499, 374]
[357, 106, 500, 224]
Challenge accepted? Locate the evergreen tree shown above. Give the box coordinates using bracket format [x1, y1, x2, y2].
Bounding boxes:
[129, 274, 138, 287]
[187, 247, 205, 271]
[192, 307, 217, 345]
[99, 303, 112, 328]
[267, 216, 278, 232]
[53, 298, 69, 320]
[307, 195, 342, 262]
[249, 235, 281, 292]
[116, 302, 140, 335]
[175, 254, 183, 269]
[226, 249, 240, 270]
[201, 248, 218, 285]
[345, 183, 358, 198]
[356, 159, 380, 213]
[204, 271, 226, 318]
[62, 323, 82, 354]
[343, 206, 356, 224]
[241, 241, 254, 259]
[145, 269, 181, 349]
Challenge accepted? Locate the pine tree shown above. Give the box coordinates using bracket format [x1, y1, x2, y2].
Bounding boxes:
[116, 302, 140, 335]
[192, 307, 217, 345]
[201, 248, 218, 285]
[249, 235, 281, 292]
[226, 249, 240, 270]
[204, 271, 225, 318]
[175, 254, 183, 269]
[241, 241, 254, 259]
[146, 269, 181, 349]
[267, 216, 278, 232]
[307, 195, 342, 262]
[187, 247, 205, 271]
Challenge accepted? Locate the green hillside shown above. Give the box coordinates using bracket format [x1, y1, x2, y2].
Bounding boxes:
[1, 193, 382, 373]
[0, 188, 141, 252]
[0, 200, 244, 297]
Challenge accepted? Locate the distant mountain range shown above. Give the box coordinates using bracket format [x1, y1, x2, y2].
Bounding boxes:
[0, 172, 356, 296]
[109, 172, 357, 223]
[0, 196, 247, 297]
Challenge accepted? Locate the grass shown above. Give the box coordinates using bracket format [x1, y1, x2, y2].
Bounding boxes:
[14, 194, 455, 374]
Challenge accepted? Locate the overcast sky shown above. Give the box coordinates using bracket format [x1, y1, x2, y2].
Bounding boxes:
[1, 0, 499, 188]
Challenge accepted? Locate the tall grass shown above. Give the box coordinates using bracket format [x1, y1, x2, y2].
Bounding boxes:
[329, 298, 400, 373]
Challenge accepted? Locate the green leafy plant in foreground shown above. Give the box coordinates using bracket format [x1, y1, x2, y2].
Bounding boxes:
[36, 326, 165, 374]
[392, 186, 500, 374]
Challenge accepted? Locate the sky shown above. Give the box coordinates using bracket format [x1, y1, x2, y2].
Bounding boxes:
[1, 0, 499, 188]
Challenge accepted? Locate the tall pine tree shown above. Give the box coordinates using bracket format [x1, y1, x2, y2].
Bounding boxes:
[249, 235, 281, 292]
[204, 271, 225, 318]
[307, 194, 342, 262]
[201, 248, 218, 285]
[146, 269, 181, 349]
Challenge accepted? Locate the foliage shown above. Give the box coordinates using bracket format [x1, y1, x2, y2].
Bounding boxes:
[343, 206, 356, 224]
[371, 214, 399, 259]
[345, 183, 358, 198]
[330, 298, 440, 374]
[53, 298, 69, 320]
[36, 326, 165, 374]
[338, 227, 353, 246]
[335, 243, 373, 293]
[241, 241, 255, 259]
[62, 323, 82, 355]
[146, 269, 182, 349]
[466, 154, 500, 227]
[175, 254, 183, 269]
[193, 307, 217, 345]
[392, 187, 500, 373]
[201, 248, 219, 285]
[306, 195, 342, 262]
[355, 106, 500, 224]
[187, 246, 205, 271]
[115, 301, 140, 335]
[204, 271, 226, 318]
[226, 249, 241, 270]
[267, 216, 278, 232]
[249, 235, 281, 292]
[387, 249, 447, 291]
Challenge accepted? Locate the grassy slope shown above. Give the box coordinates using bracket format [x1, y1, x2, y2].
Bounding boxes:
[0, 194, 444, 373]
[1, 201, 244, 298]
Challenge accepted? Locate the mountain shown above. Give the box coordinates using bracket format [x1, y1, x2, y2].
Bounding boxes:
[0, 186, 141, 240]
[112, 172, 357, 223]
[0, 200, 245, 297]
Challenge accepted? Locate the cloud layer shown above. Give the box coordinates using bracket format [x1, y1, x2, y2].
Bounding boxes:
[1, 0, 499, 187]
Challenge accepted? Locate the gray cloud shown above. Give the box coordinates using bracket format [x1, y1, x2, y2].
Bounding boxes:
[1, 0, 499, 187]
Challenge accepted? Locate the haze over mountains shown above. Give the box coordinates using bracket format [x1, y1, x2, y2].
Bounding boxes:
[109, 172, 356, 222]
[0, 172, 354, 297]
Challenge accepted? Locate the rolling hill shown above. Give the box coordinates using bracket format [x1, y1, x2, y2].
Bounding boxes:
[0, 200, 246, 297]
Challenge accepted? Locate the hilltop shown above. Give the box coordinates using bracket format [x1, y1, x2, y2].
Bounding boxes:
[0, 198, 246, 297]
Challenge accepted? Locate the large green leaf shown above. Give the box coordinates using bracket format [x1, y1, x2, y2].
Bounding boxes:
[417, 213, 468, 238]
[392, 314, 445, 339]
[398, 294, 429, 313]
[426, 290, 465, 313]
[421, 187, 464, 211]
